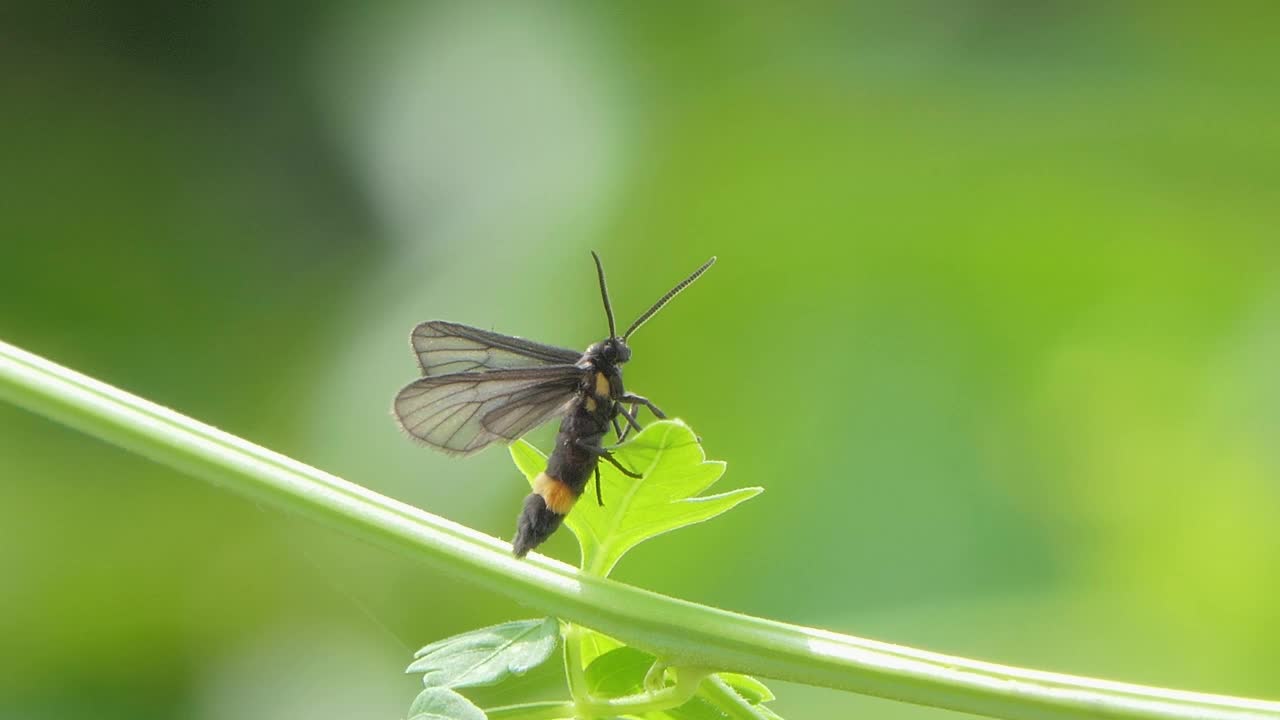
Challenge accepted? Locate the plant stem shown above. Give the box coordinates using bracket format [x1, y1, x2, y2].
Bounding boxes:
[2, 338, 1277, 720]
[561, 624, 592, 717]
[578, 668, 707, 716]
[700, 675, 773, 720]
[487, 701, 577, 720]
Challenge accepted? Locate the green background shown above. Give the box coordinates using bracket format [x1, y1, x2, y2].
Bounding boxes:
[2, 4, 1277, 718]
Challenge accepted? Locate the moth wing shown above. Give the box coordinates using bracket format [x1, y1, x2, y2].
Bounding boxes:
[411, 321, 582, 375]
[480, 380, 582, 441]
[393, 366, 581, 455]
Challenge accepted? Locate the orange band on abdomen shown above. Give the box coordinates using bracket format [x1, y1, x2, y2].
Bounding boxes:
[533, 472, 578, 515]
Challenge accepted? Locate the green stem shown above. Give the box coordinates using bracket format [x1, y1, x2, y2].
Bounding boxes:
[701, 675, 773, 720]
[2, 338, 1277, 720]
[486, 701, 577, 720]
[579, 667, 707, 716]
[561, 624, 592, 717]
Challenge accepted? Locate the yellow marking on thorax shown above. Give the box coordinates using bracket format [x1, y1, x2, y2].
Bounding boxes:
[584, 395, 597, 412]
[533, 472, 578, 515]
[594, 372, 611, 398]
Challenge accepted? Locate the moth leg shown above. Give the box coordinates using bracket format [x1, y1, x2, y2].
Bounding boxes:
[621, 392, 666, 420]
[616, 402, 642, 442]
[604, 409, 640, 448]
[601, 452, 643, 479]
[574, 439, 643, 479]
[611, 415, 625, 442]
[593, 465, 604, 506]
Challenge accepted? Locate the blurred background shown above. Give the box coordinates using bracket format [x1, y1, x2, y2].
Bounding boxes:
[2, 3, 1278, 718]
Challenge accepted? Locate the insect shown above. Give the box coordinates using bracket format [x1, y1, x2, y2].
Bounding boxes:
[393, 252, 715, 557]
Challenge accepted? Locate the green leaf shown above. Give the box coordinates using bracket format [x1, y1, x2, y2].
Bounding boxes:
[408, 687, 487, 720]
[584, 646, 655, 698]
[578, 628, 625, 667]
[511, 419, 760, 576]
[408, 618, 558, 689]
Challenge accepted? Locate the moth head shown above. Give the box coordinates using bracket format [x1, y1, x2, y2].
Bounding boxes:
[586, 337, 631, 366]
[610, 337, 632, 364]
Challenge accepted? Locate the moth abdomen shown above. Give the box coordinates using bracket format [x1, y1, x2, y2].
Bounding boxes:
[513, 472, 579, 557]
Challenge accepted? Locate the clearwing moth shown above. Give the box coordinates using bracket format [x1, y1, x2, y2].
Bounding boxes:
[393, 252, 715, 556]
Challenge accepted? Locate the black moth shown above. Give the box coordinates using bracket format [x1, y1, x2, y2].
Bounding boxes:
[393, 252, 715, 557]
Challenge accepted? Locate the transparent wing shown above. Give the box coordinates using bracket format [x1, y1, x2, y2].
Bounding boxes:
[411, 321, 582, 375]
[393, 366, 581, 455]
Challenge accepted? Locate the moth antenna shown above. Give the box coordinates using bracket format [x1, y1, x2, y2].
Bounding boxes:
[591, 250, 617, 338]
[623, 256, 716, 340]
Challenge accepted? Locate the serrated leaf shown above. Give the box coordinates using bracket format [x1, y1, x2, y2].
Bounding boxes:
[408, 618, 558, 689]
[584, 646, 655, 698]
[511, 419, 759, 575]
[408, 687, 487, 720]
